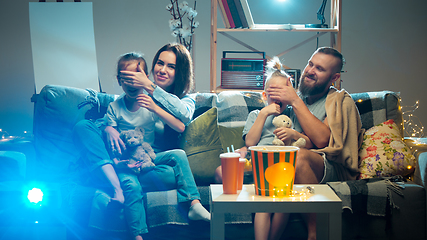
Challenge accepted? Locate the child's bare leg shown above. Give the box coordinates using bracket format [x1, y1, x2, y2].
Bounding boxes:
[301, 213, 316, 240]
[254, 212, 272, 240]
[214, 166, 222, 183]
[269, 213, 289, 240]
[306, 213, 316, 240]
[101, 164, 124, 204]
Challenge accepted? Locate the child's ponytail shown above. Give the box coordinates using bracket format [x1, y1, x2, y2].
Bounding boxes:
[264, 56, 291, 87]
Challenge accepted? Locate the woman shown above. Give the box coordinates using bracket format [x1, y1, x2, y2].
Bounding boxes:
[73, 43, 208, 240]
[119, 42, 195, 151]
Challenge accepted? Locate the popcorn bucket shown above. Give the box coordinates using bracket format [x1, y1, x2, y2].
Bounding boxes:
[249, 146, 299, 197]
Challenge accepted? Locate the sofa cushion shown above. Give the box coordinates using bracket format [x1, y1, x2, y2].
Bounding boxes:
[218, 125, 245, 153]
[359, 119, 415, 178]
[178, 107, 222, 185]
[191, 91, 265, 128]
[191, 93, 218, 120]
[216, 91, 265, 127]
[351, 91, 403, 136]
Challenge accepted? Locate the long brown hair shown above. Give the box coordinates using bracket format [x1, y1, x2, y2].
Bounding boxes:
[151, 43, 194, 99]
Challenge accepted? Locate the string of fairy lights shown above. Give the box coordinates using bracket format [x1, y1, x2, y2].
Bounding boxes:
[0, 129, 30, 141]
[401, 100, 424, 138]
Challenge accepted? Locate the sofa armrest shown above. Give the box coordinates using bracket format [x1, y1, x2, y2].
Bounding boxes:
[0, 138, 36, 180]
[32, 85, 116, 181]
[405, 137, 427, 188]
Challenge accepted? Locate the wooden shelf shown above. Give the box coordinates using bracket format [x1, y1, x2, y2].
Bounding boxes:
[217, 27, 339, 33]
[210, 0, 342, 92]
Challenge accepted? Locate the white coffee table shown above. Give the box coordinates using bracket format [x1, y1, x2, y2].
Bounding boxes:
[210, 184, 342, 240]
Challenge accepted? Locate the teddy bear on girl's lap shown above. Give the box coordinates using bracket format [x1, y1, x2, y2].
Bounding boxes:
[119, 127, 156, 174]
[272, 115, 306, 148]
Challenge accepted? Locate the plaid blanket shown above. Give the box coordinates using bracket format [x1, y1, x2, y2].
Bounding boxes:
[327, 176, 404, 217]
[190, 91, 265, 128]
[350, 91, 402, 135]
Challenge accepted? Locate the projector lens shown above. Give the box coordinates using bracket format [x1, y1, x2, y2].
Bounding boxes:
[27, 188, 43, 204]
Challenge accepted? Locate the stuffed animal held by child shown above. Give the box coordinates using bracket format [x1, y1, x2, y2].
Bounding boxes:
[119, 127, 156, 174]
[272, 115, 306, 148]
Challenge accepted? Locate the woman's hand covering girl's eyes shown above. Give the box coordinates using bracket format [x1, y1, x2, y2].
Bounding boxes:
[120, 64, 150, 89]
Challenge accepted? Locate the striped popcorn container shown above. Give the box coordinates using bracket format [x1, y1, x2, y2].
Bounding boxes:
[249, 146, 299, 197]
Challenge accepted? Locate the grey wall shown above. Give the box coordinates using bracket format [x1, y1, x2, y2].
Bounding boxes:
[1, 0, 426, 137]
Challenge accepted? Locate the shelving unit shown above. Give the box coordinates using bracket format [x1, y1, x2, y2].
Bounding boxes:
[210, 0, 342, 92]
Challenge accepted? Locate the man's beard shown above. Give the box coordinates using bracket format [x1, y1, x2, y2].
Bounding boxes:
[299, 73, 331, 97]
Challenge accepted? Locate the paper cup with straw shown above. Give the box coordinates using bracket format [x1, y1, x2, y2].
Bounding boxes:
[220, 145, 240, 194]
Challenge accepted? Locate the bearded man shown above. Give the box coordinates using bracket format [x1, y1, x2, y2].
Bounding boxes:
[265, 47, 364, 240]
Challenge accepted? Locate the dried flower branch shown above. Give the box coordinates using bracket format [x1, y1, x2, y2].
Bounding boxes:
[166, 0, 199, 52]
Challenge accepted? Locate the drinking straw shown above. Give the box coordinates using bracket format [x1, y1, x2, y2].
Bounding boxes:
[227, 147, 230, 153]
[231, 145, 235, 152]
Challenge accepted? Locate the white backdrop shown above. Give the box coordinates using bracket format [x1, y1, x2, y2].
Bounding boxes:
[29, 2, 99, 93]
